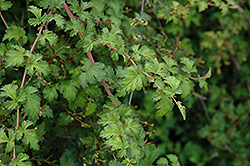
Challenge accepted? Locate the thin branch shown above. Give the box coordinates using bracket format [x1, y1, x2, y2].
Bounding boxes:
[0, 11, 10, 29]
[151, 8, 166, 36]
[62, 2, 118, 106]
[97, 42, 162, 90]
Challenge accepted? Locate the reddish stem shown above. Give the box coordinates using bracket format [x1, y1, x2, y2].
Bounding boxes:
[62, 2, 118, 106]
[0, 11, 10, 29]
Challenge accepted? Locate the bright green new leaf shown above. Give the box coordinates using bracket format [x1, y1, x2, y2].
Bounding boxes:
[5, 45, 31, 67]
[9, 153, 31, 166]
[98, 112, 120, 126]
[145, 58, 167, 77]
[49, 13, 65, 28]
[38, 30, 58, 46]
[16, 120, 40, 150]
[124, 118, 141, 136]
[176, 101, 186, 120]
[166, 154, 180, 166]
[85, 102, 97, 116]
[23, 86, 41, 121]
[119, 66, 146, 96]
[0, 0, 12, 11]
[180, 57, 197, 74]
[0, 129, 15, 153]
[198, 1, 208, 12]
[26, 53, 50, 76]
[153, 90, 174, 117]
[79, 61, 106, 88]
[162, 56, 178, 74]
[163, 76, 182, 97]
[105, 136, 124, 150]
[100, 123, 123, 139]
[157, 157, 169, 165]
[129, 145, 141, 160]
[3, 26, 27, 44]
[28, 6, 47, 26]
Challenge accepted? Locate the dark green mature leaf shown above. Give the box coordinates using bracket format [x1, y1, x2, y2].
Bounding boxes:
[0, 129, 15, 153]
[38, 30, 58, 46]
[5, 45, 31, 67]
[0, 0, 12, 11]
[43, 84, 58, 102]
[16, 120, 40, 150]
[23, 86, 41, 121]
[153, 90, 174, 117]
[132, 45, 156, 62]
[59, 80, 79, 102]
[9, 153, 31, 166]
[26, 53, 50, 76]
[79, 61, 106, 88]
[3, 26, 27, 44]
[57, 112, 72, 126]
[166, 154, 180, 166]
[28, 6, 47, 26]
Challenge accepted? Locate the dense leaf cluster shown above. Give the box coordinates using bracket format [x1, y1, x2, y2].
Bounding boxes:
[0, 0, 249, 165]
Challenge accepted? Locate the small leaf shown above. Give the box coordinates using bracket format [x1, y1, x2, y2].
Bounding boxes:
[0, 0, 12, 11]
[176, 101, 186, 120]
[3, 26, 27, 44]
[153, 90, 174, 117]
[9, 153, 31, 166]
[38, 30, 58, 46]
[28, 6, 47, 26]
[85, 102, 97, 116]
[26, 53, 50, 76]
[5, 45, 31, 67]
[100, 123, 123, 139]
[98, 112, 120, 126]
[43, 85, 58, 102]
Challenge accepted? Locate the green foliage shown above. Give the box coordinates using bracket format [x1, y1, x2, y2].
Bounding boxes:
[0, 0, 249, 165]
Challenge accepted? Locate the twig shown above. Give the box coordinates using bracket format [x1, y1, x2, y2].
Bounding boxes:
[0, 11, 10, 29]
[128, 91, 134, 106]
[62, 2, 118, 106]
[151, 8, 166, 36]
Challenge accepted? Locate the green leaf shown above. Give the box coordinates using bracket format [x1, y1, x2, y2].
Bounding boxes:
[28, 6, 47, 26]
[65, 19, 85, 37]
[198, 1, 208, 12]
[157, 157, 169, 165]
[49, 13, 65, 28]
[0, 0, 12, 11]
[26, 53, 50, 76]
[166, 154, 180, 166]
[100, 123, 123, 139]
[9, 153, 31, 166]
[79, 61, 106, 88]
[132, 45, 156, 62]
[145, 58, 167, 77]
[59, 80, 79, 102]
[43, 85, 58, 102]
[153, 90, 174, 117]
[98, 112, 120, 126]
[38, 30, 58, 46]
[118, 66, 146, 96]
[105, 136, 124, 150]
[3, 25, 27, 44]
[84, 102, 97, 116]
[41, 105, 54, 118]
[180, 57, 197, 74]
[38, 0, 65, 9]
[163, 76, 182, 97]
[57, 112, 72, 126]
[176, 101, 186, 120]
[0, 129, 15, 153]
[23, 86, 41, 121]
[162, 56, 178, 74]
[5, 45, 31, 67]
[16, 120, 40, 150]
